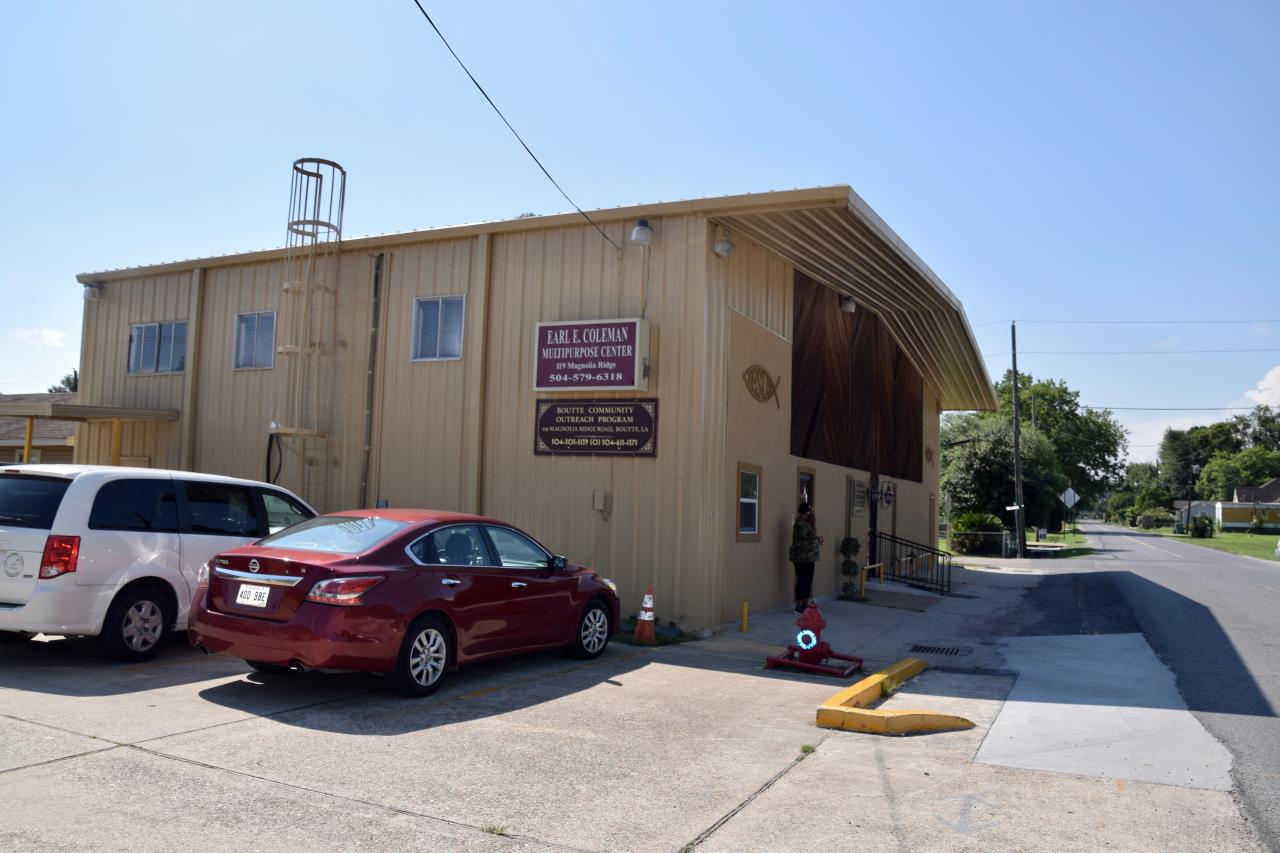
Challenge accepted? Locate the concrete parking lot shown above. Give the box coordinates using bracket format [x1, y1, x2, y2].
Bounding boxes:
[0, 563, 1263, 852]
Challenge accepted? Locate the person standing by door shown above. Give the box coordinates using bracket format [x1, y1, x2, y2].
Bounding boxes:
[789, 501, 822, 613]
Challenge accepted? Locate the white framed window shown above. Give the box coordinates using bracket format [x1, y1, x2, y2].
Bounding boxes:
[14, 449, 42, 464]
[127, 321, 187, 374]
[412, 296, 465, 361]
[737, 463, 761, 542]
[235, 311, 276, 369]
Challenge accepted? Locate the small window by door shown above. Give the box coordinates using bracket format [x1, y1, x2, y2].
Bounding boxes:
[797, 468, 815, 509]
[737, 463, 762, 542]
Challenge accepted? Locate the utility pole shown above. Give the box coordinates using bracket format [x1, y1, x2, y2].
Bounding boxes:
[1011, 322, 1027, 557]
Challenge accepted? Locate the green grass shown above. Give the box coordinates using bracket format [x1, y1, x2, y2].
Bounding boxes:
[1041, 530, 1087, 545]
[1149, 527, 1280, 562]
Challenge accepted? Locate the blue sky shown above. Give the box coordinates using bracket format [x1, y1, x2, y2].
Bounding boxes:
[2, 1, 1277, 461]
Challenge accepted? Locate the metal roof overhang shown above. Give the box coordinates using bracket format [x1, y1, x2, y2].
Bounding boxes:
[0, 402, 180, 423]
[716, 189, 997, 411]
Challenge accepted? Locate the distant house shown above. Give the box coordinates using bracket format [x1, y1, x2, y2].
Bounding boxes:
[1234, 478, 1280, 504]
[0, 392, 77, 464]
[1172, 499, 1215, 521]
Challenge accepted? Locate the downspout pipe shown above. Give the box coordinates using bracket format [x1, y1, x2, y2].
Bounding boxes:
[358, 253, 384, 508]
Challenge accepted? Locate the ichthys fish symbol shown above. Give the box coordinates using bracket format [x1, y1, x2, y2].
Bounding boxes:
[743, 365, 781, 409]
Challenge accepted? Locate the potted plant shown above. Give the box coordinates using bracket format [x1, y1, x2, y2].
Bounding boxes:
[838, 536, 862, 600]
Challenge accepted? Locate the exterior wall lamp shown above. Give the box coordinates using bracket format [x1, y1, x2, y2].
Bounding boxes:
[840, 296, 857, 313]
[83, 282, 104, 301]
[712, 225, 736, 259]
[630, 219, 653, 246]
[869, 482, 896, 507]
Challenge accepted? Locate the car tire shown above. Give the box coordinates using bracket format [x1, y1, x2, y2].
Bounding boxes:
[246, 660, 290, 674]
[391, 614, 452, 698]
[0, 631, 33, 644]
[102, 586, 174, 663]
[571, 600, 611, 660]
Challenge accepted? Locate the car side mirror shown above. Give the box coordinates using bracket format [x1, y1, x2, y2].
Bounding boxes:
[550, 555, 568, 571]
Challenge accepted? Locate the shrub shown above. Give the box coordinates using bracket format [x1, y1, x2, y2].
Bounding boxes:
[1137, 510, 1176, 530]
[951, 511, 1003, 533]
[1189, 515, 1215, 538]
[838, 537, 862, 600]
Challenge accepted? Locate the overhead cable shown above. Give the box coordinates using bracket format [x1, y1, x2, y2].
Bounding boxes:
[408, 1, 622, 251]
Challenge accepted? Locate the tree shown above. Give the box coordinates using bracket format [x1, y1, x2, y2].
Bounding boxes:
[1159, 420, 1243, 491]
[992, 371, 1127, 505]
[1231, 405, 1280, 452]
[47, 369, 78, 393]
[940, 416, 1066, 530]
[1196, 447, 1280, 501]
[1106, 462, 1172, 521]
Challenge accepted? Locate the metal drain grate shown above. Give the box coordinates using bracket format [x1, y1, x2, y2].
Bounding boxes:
[909, 644, 963, 656]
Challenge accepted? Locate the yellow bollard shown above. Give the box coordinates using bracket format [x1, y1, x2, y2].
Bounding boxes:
[740, 600, 749, 633]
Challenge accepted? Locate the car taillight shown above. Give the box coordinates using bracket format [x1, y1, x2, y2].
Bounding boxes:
[39, 535, 80, 579]
[306, 576, 383, 606]
[196, 563, 210, 586]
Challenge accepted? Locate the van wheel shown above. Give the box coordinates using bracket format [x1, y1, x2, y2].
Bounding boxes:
[571, 600, 611, 659]
[0, 631, 33, 644]
[392, 614, 451, 697]
[246, 660, 290, 674]
[102, 587, 173, 662]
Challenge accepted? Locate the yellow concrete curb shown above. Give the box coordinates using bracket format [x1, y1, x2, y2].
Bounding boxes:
[816, 657, 976, 736]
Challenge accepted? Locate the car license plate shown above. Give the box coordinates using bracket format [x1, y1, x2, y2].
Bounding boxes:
[235, 583, 271, 608]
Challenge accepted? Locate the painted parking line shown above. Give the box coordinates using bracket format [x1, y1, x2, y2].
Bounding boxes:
[1121, 535, 1185, 560]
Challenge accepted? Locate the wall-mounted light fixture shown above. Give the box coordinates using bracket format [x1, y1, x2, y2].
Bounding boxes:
[869, 482, 896, 507]
[712, 225, 736, 259]
[630, 218, 653, 246]
[840, 296, 857, 314]
[82, 282, 104, 301]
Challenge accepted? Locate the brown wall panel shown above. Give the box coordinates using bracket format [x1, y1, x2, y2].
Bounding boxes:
[790, 273, 922, 482]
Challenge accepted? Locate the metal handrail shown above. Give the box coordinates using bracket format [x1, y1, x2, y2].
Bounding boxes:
[873, 532, 952, 594]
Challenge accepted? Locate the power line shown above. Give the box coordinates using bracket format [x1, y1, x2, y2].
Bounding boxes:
[408, 1, 622, 251]
[984, 347, 1280, 357]
[976, 319, 1278, 327]
[1082, 405, 1260, 411]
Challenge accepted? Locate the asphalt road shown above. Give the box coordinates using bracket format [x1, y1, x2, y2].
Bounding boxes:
[1077, 522, 1280, 850]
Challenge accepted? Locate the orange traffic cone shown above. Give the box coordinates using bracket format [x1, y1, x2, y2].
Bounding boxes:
[634, 585, 656, 644]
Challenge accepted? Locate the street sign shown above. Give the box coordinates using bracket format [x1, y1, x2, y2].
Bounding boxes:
[1060, 487, 1079, 509]
[1006, 504, 1022, 511]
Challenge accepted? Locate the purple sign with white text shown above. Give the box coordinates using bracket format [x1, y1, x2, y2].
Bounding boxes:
[533, 319, 649, 391]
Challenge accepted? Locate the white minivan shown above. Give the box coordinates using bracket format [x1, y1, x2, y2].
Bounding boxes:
[0, 465, 315, 661]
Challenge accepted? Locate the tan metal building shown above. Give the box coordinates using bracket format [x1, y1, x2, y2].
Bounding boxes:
[64, 185, 994, 630]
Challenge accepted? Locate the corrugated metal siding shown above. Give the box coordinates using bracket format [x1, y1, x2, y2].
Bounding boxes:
[478, 215, 718, 627]
[718, 233, 793, 340]
[77, 271, 191, 468]
[367, 238, 481, 513]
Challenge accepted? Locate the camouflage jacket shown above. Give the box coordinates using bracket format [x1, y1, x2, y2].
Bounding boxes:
[789, 515, 821, 563]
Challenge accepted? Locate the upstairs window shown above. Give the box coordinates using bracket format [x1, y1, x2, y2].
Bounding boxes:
[413, 296, 465, 361]
[127, 321, 187, 374]
[235, 311, 276, 369]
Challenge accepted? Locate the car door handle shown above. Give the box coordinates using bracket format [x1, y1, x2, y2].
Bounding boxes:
[511, 581, 528, 589]
[441, 578, 462, 586]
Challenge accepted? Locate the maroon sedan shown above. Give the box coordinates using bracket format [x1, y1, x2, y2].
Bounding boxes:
[188, 510, 620, 696]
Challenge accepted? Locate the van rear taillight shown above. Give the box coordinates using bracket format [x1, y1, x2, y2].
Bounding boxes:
[39, 535, 80, 579]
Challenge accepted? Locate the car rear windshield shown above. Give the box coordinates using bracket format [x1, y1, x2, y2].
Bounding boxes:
[0, 474, 71, 530]
[256, 515, 408, 554]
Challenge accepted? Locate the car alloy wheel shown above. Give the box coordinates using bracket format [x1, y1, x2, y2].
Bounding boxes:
[409, 628, 448, 687]
[392, 614, 452, 697]
[581, 608, 608, 654]
[122, 600, 164, 653]
[572, 601, 611, 659]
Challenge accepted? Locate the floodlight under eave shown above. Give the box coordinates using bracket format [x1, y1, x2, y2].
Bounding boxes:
[713, 236, 736, 259]
[840, 296, 857, 313]
[631, 219, 653, 246]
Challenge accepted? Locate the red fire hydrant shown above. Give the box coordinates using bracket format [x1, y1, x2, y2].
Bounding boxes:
[765, 603, 862, 677]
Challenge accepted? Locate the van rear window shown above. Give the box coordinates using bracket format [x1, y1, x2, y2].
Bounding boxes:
[0, 475, 71, 530]
[256, 516, 407, 554]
